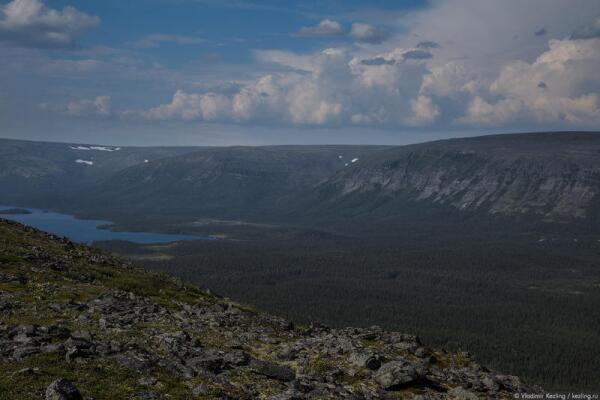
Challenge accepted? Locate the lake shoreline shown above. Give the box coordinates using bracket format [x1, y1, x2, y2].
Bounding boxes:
[0, 205, 212, 245]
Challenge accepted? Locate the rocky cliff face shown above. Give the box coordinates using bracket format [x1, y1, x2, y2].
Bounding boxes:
[317, 133, 600, 222]
[0, 219, 538, 399]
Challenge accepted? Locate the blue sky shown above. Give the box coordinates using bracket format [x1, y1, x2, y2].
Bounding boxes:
[1, 0, 600, 145]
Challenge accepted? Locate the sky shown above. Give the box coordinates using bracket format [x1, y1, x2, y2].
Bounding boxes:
[1, 0, 600, 146]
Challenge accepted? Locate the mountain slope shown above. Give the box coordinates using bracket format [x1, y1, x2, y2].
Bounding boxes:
[0, 139, 200, 209]
[0, 219, 537, 399]
[77, 132, 600, 232]
[84, 145, 387, 222]
[308, 132, 600, 227]
[2, 133, 600, 233]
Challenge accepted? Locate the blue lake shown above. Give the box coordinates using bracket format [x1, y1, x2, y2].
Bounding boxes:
[0, 205, 209, 244]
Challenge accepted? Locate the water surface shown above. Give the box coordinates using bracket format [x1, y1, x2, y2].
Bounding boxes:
[0, 205, 208, 244]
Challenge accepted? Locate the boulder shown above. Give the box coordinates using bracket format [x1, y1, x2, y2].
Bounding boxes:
[349, 351, 382, 370]
[374, 360, 428, 390]
[186, 353, 225, 374]
[45, 379, 82, 400]
[249, 359, 295, 382]
[448, 386, 479, 400]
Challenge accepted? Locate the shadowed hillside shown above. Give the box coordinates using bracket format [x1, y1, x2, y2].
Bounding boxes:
[0, 220, 539, 399]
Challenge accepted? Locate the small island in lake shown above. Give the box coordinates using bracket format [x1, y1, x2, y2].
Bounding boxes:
[0, 208, 32, 215]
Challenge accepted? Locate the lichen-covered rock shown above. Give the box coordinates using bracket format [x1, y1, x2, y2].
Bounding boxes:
[374, 360, 428, 390]
[45, 379, 82, 400]
[249, 359, 295, 381]
[448, 386, 479, 400]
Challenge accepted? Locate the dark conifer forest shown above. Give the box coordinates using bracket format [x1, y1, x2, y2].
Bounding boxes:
[99, 229, 600, 391]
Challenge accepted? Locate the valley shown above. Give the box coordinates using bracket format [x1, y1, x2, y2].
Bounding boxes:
[97, 225, 600, 392]
[4, 1, 600, 397]
[2, 132, 600, 392]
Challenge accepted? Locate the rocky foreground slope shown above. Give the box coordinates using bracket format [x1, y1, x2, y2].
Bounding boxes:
[0, 220, 538, 399]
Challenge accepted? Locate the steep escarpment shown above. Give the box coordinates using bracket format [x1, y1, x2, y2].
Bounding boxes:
[0, 220, 538, 399]
[313, 133, 600, 223]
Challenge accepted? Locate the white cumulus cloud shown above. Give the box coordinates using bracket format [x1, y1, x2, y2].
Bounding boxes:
[36, 0, 600, 133]
[298, 19, 344, 37]
[459, 38, 600, 126]
[0, 0, 99, 48]
[351, 23, 389, 44]
[135, 46, 434, 127]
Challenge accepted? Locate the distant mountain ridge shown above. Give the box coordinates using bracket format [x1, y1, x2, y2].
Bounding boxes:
[1, 133, 600, 233]
[85, 145, 387, 221]
[0, 138, 201, 208]
[313, 132, 600, 223]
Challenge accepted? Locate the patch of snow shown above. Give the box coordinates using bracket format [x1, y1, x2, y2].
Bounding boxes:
[344, 163, 349, 167]
[144, 159, 149, 163]
[75, 159, 94, 166]
[338, 155, 343, 159]
[351, 158, 359, 163]
[89, 146, 119, 152]
[69, 145, 120, 152]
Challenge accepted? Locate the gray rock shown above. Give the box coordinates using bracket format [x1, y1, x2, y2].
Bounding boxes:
[482, 376, 499, 391]
[374, 361, 427, 390]
[13, 346, 40, 359]
[186, 353, 225, 374]
[138, 376, 158, 386]
[45, 379, 82, 400]
[413, 347, 431, 358]
[42, 343, 64, 354]
[448, 386, 479, 400]
[113, 350, 153, 372]
[249, 359, 295, 381]
[134, 391, 161, 399]
[349, 351, 382, 370]
[223, 349, 250, 366]
[191, 384, 210, 396]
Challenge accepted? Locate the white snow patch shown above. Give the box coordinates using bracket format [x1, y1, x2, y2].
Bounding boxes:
[144, 159, 149, 163]
[75, 159, 94, 166]
[89, 146, 119, 152]
[69, 145, 120, 152]
[351, 158, 359, 163]
[338, 155, 343, 159]
[344, 163, 349, 167]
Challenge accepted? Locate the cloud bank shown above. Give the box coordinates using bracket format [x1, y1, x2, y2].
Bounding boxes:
[0, 0, 99, 48]
[16, 0, 600, 136]
[132, 34, 600, 129]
